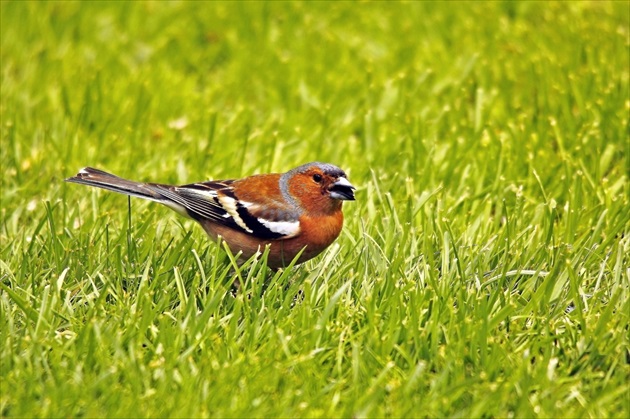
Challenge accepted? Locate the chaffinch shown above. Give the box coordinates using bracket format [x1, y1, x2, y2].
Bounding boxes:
[66, 162, 355, 268]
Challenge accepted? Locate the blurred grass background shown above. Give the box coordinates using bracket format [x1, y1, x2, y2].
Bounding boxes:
[1, 1, 629, 417]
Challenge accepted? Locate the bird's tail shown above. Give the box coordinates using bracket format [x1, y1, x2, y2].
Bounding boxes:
[65, 167, 165, 203]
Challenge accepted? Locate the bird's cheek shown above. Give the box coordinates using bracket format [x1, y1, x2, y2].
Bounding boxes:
[288, 181, 313, 201]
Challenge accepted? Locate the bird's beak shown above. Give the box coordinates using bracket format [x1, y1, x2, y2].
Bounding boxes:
[329, 177, 356, 201]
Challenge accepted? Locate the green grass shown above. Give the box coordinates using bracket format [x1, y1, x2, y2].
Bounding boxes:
[1, 1, 629, 417]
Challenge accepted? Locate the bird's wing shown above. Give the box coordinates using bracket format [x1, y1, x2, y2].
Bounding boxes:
[153, 180, 302, 240]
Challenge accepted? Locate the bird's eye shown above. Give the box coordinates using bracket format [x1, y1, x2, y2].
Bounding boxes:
[312, 174, 323, 183]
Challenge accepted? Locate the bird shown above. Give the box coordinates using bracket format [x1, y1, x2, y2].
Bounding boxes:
[65, 162, 355, 269]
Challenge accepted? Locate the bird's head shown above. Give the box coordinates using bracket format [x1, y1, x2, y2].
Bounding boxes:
[281, 162, 355, 214]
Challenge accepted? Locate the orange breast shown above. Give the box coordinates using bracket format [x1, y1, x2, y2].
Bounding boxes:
[199, 210, 344, 269]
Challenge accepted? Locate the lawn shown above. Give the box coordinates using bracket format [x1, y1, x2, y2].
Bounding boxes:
[1, 1, 629, 417]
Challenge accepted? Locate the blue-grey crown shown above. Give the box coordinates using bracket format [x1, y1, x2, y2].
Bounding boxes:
[291, 162, 347, 178]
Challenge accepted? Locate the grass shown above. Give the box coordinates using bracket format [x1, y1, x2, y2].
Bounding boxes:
[1, 1, 629, 417]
